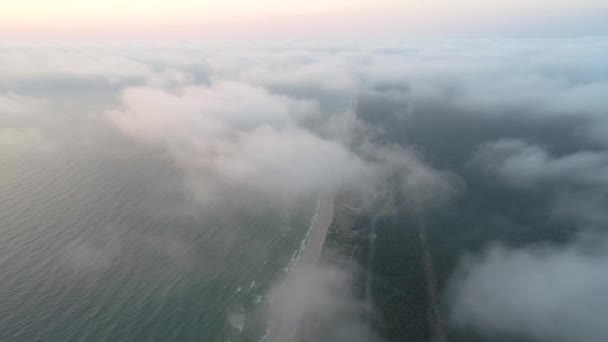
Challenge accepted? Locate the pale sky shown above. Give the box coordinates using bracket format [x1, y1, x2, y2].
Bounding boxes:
[2, 0, 607, 39]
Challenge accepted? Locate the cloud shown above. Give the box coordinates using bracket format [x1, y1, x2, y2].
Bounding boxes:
[448, 233, 608, 342]
[267, 262, 381, 342]
[359, 143, 463, 212]
[0, 93, 48, 117]
[108, 81, 373, 204]
[469, 139, 608, 230]
[3, 38, 608, 341]
[358, 38, 608, 143]
[0, 45, 153, 84]
[550, 191, 608, 227]
[0, 41, 467, 208]
[233, 55, 357, 95]
[470, 139, 608, 188]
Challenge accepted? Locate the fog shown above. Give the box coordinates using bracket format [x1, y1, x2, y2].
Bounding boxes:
[448, 233, 608, 342]
[1, 38, 607, 341]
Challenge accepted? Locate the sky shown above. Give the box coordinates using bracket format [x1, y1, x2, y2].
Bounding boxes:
[2, 0, 608, 39]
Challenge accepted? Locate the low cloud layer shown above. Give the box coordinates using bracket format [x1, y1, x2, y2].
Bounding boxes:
[267, 262, 381, 342]
[448, 233, 608, 342]
[2, 38, 608, 341]
[360, 143, 462, 212]
[108, 81, 372, 205]
[471, 139, 608, 188]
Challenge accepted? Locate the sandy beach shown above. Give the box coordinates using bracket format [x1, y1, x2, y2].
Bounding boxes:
[267, 192, 335, 342]
[267, 95, 353, 342]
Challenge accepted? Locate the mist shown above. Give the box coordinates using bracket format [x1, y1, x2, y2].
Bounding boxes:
[1, 37, 607, 341]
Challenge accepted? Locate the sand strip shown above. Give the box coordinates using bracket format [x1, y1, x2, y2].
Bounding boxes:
[267, 192, 335, 342]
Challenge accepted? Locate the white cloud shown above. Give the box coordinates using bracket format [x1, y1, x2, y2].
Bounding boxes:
[0, 46, 154, 83]
[108, 81, 372, 204]
[0, 93, 48, 117]
[3, 38, 608, 341]
[267, 262, 381, 341]
[471, 139, 608, 188]
[361, 143, 463, 212]
[448, 233, 608, 342]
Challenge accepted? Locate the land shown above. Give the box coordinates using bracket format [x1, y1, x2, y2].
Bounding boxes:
[418, 219, 447, 342]
[266, 193, 335, 342]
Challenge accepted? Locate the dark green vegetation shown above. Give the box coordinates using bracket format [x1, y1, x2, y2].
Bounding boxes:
[336, 91, 598, 342]
[363, 214, 429, 341]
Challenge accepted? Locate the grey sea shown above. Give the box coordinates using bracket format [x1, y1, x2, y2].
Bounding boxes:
[0, 125, 315, 341]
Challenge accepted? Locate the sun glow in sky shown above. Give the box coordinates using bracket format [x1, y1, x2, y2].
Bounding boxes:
[2, 0, 607, 39]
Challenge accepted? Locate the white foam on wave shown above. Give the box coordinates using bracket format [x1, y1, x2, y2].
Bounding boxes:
[257, 195, 322, 342]
[285, 195, 321, 272]
[228, 313, 246, 333]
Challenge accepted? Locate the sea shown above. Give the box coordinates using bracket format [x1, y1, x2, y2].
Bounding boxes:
[0, 116, 316, 341]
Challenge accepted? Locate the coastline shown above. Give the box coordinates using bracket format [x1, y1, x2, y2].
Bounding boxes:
[267, 192, 335, 342]
[299, 193, 335, 264]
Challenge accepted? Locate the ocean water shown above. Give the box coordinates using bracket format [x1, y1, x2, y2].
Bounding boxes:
[0, 131, 315, 341]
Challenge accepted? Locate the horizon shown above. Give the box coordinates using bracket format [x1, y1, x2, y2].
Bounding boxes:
[2, 0, 608, 40]
[2, 2, 608, 342]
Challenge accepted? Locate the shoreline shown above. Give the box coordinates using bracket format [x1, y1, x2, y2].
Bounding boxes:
[267, 192, 335, 342]
[299, 193, 335, 265]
